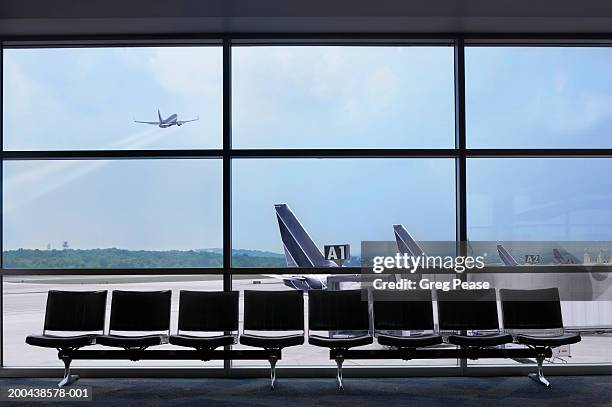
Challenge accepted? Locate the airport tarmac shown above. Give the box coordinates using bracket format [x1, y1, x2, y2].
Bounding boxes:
[3, 275, 612, 369]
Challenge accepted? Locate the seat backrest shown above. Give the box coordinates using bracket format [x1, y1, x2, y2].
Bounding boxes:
[109, 290, 172, 332]
[373, 289, 434, 331]
[177, 290, 239, 333]
[243, 290, 304, 331]
[500, 288, 563, 330]
[309, 289, 369, 331]
[44, 290, 107, 333]
[437, 289, 499, 331]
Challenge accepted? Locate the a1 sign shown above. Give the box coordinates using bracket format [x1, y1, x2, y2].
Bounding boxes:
[324, 244, 350, 266]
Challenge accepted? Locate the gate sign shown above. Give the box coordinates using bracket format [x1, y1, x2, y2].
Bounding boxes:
[324, 244, 350, 266]
[525, 254, 541, 265]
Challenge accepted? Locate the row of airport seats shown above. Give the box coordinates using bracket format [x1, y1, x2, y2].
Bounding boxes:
[26, 288, 580, 390]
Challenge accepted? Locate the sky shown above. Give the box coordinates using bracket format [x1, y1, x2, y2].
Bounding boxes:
[2, 46, 612, 252]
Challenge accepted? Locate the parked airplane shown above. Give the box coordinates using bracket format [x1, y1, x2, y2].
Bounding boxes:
[393, 224, 426, 257]
[395, 227, 611, 330]
[134, 109, 199, 128]
[267, 204, 340, 290]
[497, 244, 591, 266]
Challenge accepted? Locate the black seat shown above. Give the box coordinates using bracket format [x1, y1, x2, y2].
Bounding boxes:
[25, 290, 107, 387]
[169, 291, 239, 351]
[513, 333, 581, 347]
[26, 290, 107, 349]
[239, 290, 305, 389]
[96, 290, 171, 351]
[309, 335, 373, 348]
[308, 289, 373, 390]
[500, 288, 582, 387]
[240, 333, 304, 348]
[373, 289, 443, 349]
[437, 288, 512, 348]
[500, 288, 581, 347]
[26, 334, 97, 349]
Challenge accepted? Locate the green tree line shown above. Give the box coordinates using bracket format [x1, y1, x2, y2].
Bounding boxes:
[3, 248, 287, 269]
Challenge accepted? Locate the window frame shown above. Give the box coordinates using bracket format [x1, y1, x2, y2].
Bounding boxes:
[0, 35, 611, 376]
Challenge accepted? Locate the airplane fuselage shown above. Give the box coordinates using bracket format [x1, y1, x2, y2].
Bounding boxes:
[159, 114, 179, 128]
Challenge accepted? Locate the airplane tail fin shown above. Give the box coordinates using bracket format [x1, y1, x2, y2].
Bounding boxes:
[275, 204, 337, 268]
[553, 248, 579, 265]
[497, 244, 519, 266]
[393, 225, 426, 256]
[158, 109, 162, 123]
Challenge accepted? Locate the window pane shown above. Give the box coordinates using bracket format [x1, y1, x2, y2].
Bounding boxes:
[466, 47, 612, 148]
[232, 46, 455, 149]
[4, 275, 223, 367]
[232, 159, 456, 267]
[468, 158, 612, 365]
[3, 159, 222, 268]
[468, 158, 612, 241]
[3, 47, 222, 150]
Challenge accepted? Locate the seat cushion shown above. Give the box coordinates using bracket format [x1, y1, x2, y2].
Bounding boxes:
[447, 333, 513, 347]
[169, 334, 236, 350]
[515, 333, 581, 347]
[309, 334, 373, 349]
[240, 333, 304, 349]
[26, 334, 96, 349]
[96, 334, 168, 349]
[377, 333, 443, 348]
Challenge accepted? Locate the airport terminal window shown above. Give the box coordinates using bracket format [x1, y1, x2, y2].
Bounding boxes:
[466, 46, 612, 148]
[232, 46, 455, 149]
[3, 46, 222, 150]
[231, 158, 456, 268]
[467, 158, 612, 365]
[1, 41, 612, 372]
[3, 159, 223, 268]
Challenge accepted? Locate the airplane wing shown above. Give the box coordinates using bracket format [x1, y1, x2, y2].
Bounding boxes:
[134, 120, 159, 125]
[177, 116, 199, 125]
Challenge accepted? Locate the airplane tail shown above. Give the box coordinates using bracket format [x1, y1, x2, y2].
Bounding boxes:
[275, 204, 337, 268]
[158, 109, 162, 123]
[497, 244, 519, 266]
[393, 225, 426, 256]
[553, 248, 579, 265]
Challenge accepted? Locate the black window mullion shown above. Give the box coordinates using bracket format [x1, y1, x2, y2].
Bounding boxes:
[454, 36, 468, 374]
[222, 37, 233, 374]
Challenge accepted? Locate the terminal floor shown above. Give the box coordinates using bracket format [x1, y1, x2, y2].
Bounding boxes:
[2, 376, 611, 406]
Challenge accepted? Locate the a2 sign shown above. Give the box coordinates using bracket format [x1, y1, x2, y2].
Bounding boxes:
[324, 244, 350, 266]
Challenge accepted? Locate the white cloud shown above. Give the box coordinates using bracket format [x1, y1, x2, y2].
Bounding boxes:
[147, 47, 222, 97]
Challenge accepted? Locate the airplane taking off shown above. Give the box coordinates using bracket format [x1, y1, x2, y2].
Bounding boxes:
[134, 109, 199, 128]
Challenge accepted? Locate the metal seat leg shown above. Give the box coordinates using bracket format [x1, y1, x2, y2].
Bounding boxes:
[528, 355, 551, 388]
[58, 356, 79, 388]
[336, 355, 344, 391]
[269, 356, 278, 390]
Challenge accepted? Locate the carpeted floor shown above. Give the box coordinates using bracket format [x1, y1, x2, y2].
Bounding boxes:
[1, 376, 611, 406]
